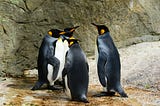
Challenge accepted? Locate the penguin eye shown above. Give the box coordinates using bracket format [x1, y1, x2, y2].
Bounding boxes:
[48, 31, 52, 36]
[100, 29, 105, 35]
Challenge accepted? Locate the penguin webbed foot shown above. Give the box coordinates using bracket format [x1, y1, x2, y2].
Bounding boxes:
[47, 85, 63, 90]
[119, 92, 128, 98]
[72, 98, 89, 103]
[31, 81, 44, 90]
[31, 86, 38, 90]
[93, 91, 115, 97]
[117, 87, 128, 97]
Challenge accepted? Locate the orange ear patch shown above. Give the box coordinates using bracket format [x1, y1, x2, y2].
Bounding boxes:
[100, 29, 105, 35]
[48, 31, 52, 36]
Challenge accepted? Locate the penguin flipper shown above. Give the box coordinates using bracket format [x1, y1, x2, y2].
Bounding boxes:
[97, 54, 107, 87]
[47, 56, 60, 80]
[116, 86, 128, 97]
[62, 55, 70, 91]
[62, 53, 71, 77]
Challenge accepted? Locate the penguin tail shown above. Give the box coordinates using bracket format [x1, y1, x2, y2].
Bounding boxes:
[73, 95, 89, 103]
[80, 97, 89, 103]
[80, 95, 89, 103]
[120, 92, 128, 98]
[117, 86, 128, 98]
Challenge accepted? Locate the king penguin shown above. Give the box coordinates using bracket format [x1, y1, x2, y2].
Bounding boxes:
[62, 38, 89, 103]
[91, 23, 128, 97]
[47, 33, 69, 89]
[32, 29, 65, 90]
[45, 26, 80, 90]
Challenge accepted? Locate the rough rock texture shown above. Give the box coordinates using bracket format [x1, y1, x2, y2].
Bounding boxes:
[0, 0, 160, 76]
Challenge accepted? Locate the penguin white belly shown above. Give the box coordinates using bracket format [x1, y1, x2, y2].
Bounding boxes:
[64, 75, 71, 99]
[54, 40, 65, 81]
[47, 64, 54, 86]
[47, 39, 69, 86]
[54, 39, 69, 80]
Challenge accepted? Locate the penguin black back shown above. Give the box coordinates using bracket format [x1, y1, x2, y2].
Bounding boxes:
[92, 23, 128, 97]
[32, 29, 64, 90]
[63, 39, 89, 103]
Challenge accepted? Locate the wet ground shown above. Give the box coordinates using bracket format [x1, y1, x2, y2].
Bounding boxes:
[0, 41, 160, 106]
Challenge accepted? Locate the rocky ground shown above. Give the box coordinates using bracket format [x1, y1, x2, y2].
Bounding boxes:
[0, 41, 160, 106]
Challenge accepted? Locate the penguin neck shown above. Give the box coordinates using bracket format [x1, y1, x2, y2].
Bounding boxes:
[69, 43, 79, 48]
[44, 34, 58, 43]
[46, 34, 58, 40]
[97, 32, 116, 50]
[98, 32, 110, 39]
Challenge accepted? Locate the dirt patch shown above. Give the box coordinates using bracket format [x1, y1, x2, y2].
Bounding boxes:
[0, 78, 160, 106]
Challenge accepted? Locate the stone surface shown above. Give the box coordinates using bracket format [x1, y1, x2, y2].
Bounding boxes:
[0, 0, 160, 76]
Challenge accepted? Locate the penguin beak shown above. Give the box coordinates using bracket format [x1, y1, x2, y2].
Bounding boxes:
[59, 31, 66, 35]
[91, 23, 98, 29]
[70, 26, 80, 32]
[74, 26, 80, 29]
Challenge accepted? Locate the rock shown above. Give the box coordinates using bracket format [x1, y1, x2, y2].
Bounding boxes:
[23, 69, 38, 78]
[0, 0, 160, 76]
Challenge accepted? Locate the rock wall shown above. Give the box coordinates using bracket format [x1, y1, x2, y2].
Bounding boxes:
[0, 0, 160, 76]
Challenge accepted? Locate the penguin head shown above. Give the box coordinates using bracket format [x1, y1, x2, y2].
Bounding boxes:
[91, 23, 109, 35]
[48, 29, 65, 38]
[64, 26, 80, 38]
[67, 37, 80, 47]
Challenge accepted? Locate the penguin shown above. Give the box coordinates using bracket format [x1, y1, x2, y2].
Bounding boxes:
[91, 23, 128, 97]
[47, 35, 69, 89]
[62, 38, 89, 103]
[47, 26, 80, 90]
[48, 26, 80, 86]
[32, 29, 66, 90]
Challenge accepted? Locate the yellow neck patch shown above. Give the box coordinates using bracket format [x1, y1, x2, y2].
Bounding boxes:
[69, 36, 75, 46]
[57, 37, 62, 42]
[69, 36, 75, 40]
[100, 29, 105, 35]
[69, 41, 74, 46]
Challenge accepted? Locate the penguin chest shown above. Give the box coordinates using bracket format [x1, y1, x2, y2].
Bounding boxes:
[64, 75, 71, 99]
[55, 41, 65, 61]
[54, 41, 69, 80]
